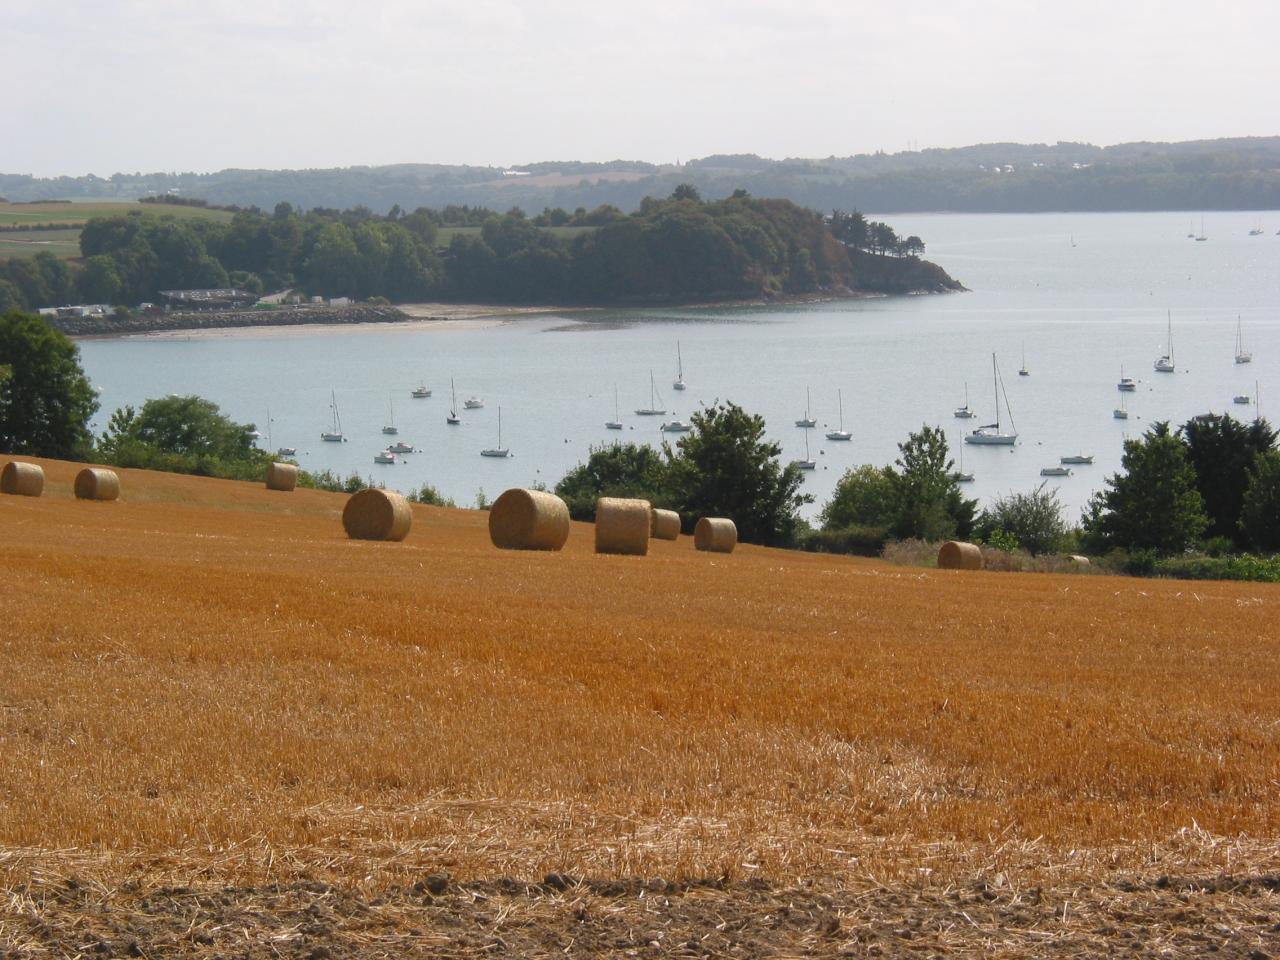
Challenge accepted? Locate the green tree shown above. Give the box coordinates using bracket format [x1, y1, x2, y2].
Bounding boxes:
[1181, 413, 1277, 546]
[79, 255, 124, 304]
[555, 442, 669, 520]
[890, 424, 976, 540]
[820, 464, 897, 530]
[0, 310, 98, 458]
[1082, 422, 1208, 554]
[98, 394, 268, 479]
[977, 483, 1067, 555]
[664, 401, 811, 546]
[1240, 450, 1280, 552]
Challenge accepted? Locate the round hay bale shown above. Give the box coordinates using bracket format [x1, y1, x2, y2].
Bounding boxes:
[594, 497, 651, 556]
[265, 462, 298, 492]
[694, 517, 737, 554]
[342, 488, 412, 542]
[489, 488, 570, 551]
[650, 507, 680, 540]
[74, 468, 120, 501]
[938, 540, 983, 570]
[1, 462, 44, 497]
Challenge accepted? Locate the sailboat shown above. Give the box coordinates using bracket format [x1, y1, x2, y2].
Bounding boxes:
[1235, 316, 1252, 364]
[1114, 392, 1129, 420]
[1018, 343, 1030, 377]
[953, 434, 974, 482]
[964, 354, 1018, 445]
[1186, 220, 1196, 239]
[795, 387, 817, 428]
[382, 397, 398, 435]
[672, 342, 687, 391]
[1154, 310, 1175, 373]
[953, 382, 975, 418]
[790, 428, 815, 470]
[1195, 215, 1207, 242]
[635, 371, 666, 416]
[321, 391, 345, 442]
[1117, 365, 1136, 392]
[606, 385, 623, 430]
[447, 378, 461, 425]
[1248, 223, 1264, 237]
[480, 407, 510, 457]
[825, 389, 851, 441]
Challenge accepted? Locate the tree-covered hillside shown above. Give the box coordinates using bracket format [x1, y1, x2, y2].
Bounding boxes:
[0, 192, 961, 311]
[3, 137, 1278, 213]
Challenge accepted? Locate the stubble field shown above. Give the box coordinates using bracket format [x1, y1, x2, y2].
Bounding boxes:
[1, 457, 1278, 957]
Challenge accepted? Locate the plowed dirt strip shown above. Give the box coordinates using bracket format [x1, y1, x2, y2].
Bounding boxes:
[2, 456, 1279, 955]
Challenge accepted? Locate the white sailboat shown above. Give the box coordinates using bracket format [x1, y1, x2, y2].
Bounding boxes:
[825, 389, 851, 441]
[321, 391, 345, 442]
[1235, 316, 1252, 364]
[672, 342, 687, 391]
[1018, 343, 1030, 377]
[1114, 392, 1129, 419]
[1117, 366, 1136, 392]
[1154, 310, 1175, 373]
[1195, 215, 1208, 241]
[447, 378, 461, 425]
[382, 397, 398, 435]
[480, 407, 510, 458]
[953, 382, 975, 419]
[964, 354, 1018, 445]
[795, 387, 817, 428]
[635, 371, 666, 416]
[953, 433, 973, 482]
[606, 385, 623, 430]
[790, 428, 815, 470]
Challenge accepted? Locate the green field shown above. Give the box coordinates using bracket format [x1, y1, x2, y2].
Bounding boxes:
[0, 228, 83, 259]
[0, 201, 234, 260]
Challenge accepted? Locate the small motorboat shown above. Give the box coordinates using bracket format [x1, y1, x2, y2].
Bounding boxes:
[1060, 454, 1094, 465]
[1040, 466, 1071, 477]
[464, 397, 485, 410]
[374, 449, 397, 464]
[411, 384, 432, 398]
[276, 446, 296, 457]
[660, 420, 691, 433]
[389, 441, 414, 453]
[1233, 394, 1252, 405]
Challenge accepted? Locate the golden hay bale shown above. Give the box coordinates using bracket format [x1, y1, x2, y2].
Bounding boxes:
[342, 488, 413, 542]
[694, 517, 737, 554]
[594, 497, 651, 556]
[489, 488, 570, 551]
[938, 540, 983, 570]
[1, 462, 44, 497]
[650, 508, 681, 541]
[74, 468, 120, 501]
[265, 462, 298, 492]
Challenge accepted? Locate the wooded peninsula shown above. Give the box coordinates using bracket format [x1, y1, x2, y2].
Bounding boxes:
[0, 191, 961, 320]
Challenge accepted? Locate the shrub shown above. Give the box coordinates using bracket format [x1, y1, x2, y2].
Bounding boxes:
[797, 525, 890, 557]
[977, 483, 1067, 555]
[406, 483, 456, 507]
[299, 469, 366, 493]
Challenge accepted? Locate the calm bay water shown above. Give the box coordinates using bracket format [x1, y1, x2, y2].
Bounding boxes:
[78, 211, 1280, 521]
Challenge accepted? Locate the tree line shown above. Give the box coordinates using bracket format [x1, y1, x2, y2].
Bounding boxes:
[1, 188, 942, 312]
[5, 137, 1278, 213]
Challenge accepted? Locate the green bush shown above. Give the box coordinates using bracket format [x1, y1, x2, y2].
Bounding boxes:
[797, 525, 890, 557]
[406, 483, 456, 507]
[299, 469, 366, 493]
[1151, 553, 1280, 583]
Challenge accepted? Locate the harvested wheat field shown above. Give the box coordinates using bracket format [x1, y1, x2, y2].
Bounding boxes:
[2, 457, 1279, 958]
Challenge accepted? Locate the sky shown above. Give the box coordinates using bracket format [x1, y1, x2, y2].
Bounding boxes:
[8, 0, 1278, 177]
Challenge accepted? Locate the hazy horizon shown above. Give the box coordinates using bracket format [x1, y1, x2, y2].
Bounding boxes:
[10, 0, 1278, 178]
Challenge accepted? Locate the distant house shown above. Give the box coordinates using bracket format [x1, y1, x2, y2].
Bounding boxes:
[158, 289, 260, 311]
[328, 297, 351, 307]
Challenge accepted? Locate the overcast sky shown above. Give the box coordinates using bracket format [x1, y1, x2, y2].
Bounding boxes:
[9, 0, 1277, 177]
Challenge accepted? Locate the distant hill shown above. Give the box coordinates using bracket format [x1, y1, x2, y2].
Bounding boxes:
[3, 137, 1279, 213]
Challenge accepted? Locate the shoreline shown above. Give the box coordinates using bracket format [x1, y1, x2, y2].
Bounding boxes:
[61, 289, 944, 341]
